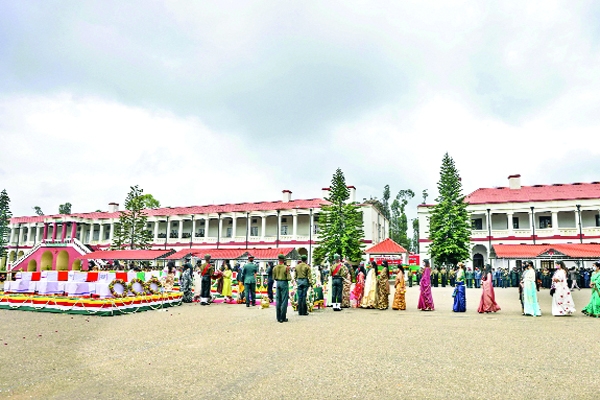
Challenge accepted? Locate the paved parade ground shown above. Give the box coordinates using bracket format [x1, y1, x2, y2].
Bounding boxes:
[1, 286, 598, 400]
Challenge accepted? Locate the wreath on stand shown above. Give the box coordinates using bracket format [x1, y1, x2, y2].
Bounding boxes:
[129, 278, 146, 296]
[145, 277, 162, 295]
[109, 279, 128, 298]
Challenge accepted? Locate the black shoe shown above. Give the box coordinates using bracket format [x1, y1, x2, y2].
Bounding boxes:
[283, 318, 288, 322]
[246, 304, 250, 307]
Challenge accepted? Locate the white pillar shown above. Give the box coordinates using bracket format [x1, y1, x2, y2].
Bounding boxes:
[218, 217, 224, 240]
[153, 221, 159, 241]
[89, 224, 94, 242]
[507, 213, 514, 235]
[552, 211, 559, 235]
[99, 224, 105, 242]
[277, 213, 282, 236]
[178, 219, 183, 240]
[232, 214, 237, 239]
[261, 215, 267, 239]
[204, 218, 209, 237]
[575, 210, 581, 232]
[109, 222, 115, 240]
[292, 213, 298, 239]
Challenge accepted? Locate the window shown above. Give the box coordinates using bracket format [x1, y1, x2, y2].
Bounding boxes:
[513, 217, 519, 229]
[250, 226, 258, 237]
[282, 217, 287, 223]
[226, 227, 232, 237]
[313, 224, 319, 234]
[172, 222, 178, 228]
[252, 218, 257, 224]
[539, 216, 552, 229]
[147, 223, 152, 229]
[195, 228, 205, 237]
[281, 225, 288, 235]
[596, 214, 600, 227]
[200, 220, 205, 226]
[471, 218, 483, 230]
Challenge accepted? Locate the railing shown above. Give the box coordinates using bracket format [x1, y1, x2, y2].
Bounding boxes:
[9, 242, 42, 270]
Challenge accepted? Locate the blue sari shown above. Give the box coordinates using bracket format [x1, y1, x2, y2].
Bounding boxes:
[453, 269, 466, 312]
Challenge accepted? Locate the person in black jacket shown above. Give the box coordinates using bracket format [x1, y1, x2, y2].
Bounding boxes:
[266, 261, 275, 302]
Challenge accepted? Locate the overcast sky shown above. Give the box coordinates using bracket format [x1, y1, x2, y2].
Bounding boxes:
[1, 1, 600, 219]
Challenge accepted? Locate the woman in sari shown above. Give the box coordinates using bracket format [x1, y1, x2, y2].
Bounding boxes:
[521, 261, 541, 316]
[193, 262, 202, 301]
[452, 262, 466, 312]
[477, 264, 500, 313]
[352, 268, 365, 308]
[418, 260, 435, 311]
[341, 264, 352, 308]
[222, 262, 233, 303]
[361, 261, 378, 308]
[163, 262, 176, 292]
[552, 261, 576, 316]
[582, 261, 600, 317]
[375, 264, 390, 310]
[392, 265, 406, 310]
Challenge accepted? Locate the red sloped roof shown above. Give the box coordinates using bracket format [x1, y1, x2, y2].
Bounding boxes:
[493, 244, 600, 259]
[245, 248, 297, 260]
[466, 182, 600, 205]
[190, 248, 248, 260]
[364, 238, 407, 254]
[10, 198, 328, 224]
[78, 250, 172, 260]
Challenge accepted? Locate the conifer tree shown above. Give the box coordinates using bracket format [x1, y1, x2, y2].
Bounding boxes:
[390, 189, 414, 250]
[313, 169, 365, 264]
[0, 189, 12, 268]
[111, 185, 153, 250]
[428, 153, 470, 266]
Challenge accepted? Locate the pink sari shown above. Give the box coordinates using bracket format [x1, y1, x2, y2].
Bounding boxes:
[477, 272, 501, 313]
[418, 267, 435, 310]
[351, 271, 365, 308]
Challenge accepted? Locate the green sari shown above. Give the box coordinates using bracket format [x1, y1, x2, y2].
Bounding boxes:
[582, 271, 600, 317]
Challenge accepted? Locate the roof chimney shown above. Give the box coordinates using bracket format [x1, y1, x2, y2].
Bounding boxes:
[347, 185, 356, 202]
[508, 174, 521, 190]
[282, 190, 291, 203]
[108, 202, 119, 213]
[321, 187, 330, 199]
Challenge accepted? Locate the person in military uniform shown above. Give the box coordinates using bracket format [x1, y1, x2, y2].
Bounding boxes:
[242, 255, 258, 307]
[199, 254, 214, 305]
[295, 255, 313, 315]
[273, 254, 292, 322]
[331, 254, 347, 311]
[180, 256, 194, 303]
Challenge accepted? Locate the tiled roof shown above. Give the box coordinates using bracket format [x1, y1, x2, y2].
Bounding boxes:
[10, 198, 327, 224]
[493, 244, 600, 259]
[246, 248, 297, 260]
[78, 250, 173, 260]
[364, 238, 408, 254]
[466, 182, 600, 205]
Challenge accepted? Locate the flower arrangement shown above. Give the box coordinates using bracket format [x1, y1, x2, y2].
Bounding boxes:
[129, 278, 145, 296]
[109, 279, 128, 298]
[145, 277, 162, 295]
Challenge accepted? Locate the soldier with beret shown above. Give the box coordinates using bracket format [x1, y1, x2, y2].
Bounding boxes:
[199, 254, 214, 305]
[331, 253, 347, 311]
[242, 255, 258, 307]
[273, 254, 292, 322]
[295, 254, 313, 316]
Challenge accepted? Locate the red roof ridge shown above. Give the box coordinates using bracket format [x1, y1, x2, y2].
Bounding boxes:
[365, 238, 408, 254]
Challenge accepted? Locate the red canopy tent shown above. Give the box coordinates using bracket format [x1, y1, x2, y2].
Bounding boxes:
[364, 238, 408, 265]
[78, 249, 174, 260]
[493, 244, 600, 260]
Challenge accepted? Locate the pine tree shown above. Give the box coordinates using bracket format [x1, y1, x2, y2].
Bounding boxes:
[313, 168, 365, 264]
[0, 189, 12, 269]
[381, 185, 391, 220]
[411, 218, 419, 253]
[428, 153, 470, 266]
[58, 202, 72, 214]
[390, 189, 414, 250]
[111, 185, 153, 250]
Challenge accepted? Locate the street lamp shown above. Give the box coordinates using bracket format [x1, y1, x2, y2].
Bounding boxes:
[576, 204, 583, 244]
[530, 206, 536, 245]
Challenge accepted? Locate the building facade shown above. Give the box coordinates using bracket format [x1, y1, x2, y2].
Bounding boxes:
[418, 175, 600, 269]
[2, 187, 389, 271]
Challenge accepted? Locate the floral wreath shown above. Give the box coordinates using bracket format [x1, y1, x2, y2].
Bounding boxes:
[145, 277, 163, 295]
[109, 279, 128, 298]
[129, 278, 146, 296]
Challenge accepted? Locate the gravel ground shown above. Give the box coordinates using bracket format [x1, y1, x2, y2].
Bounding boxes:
[1, 286, 598, 400]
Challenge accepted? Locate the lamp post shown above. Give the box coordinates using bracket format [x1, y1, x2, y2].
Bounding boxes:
[245, 212, 249, 250]
[487, 208, 492, 264]
[276, 210, 281, 248]
[189, 215, 194, 249]
[576, 204, 583, 244]
[164, 216, 169, 250]
[309, 208, 313, 263]
[530, 206, 536, 245]
[217, 213, 221, 249]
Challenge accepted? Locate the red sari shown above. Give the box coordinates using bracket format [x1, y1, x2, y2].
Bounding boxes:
[477, 272, 501, 313]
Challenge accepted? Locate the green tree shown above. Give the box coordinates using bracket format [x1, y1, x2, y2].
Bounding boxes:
[0, 189, 12, 269]
[390, 189, 414, 250]
[428, 153, 470, 266]
[411, 218, 419, 253]
[313, 168, 365, 264]
[33, 206, 44, 216]
[381, 185, 391, 220]
[140, 194, 161, 209]
[58, 202, 72, 214]
[111, 185, 153, 250]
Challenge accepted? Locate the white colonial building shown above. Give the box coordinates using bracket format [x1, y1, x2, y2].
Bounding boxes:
[418, 175, 600, 270]
[2, 187, 389, 271]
